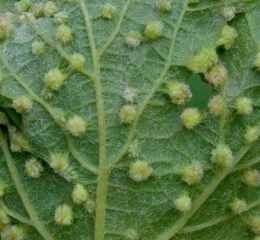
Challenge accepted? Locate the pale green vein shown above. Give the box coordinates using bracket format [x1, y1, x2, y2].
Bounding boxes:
[181, 199, 260, 234]
[79, 1, 108, 240]
[234, 156, 260, 171]
[156, 143, 254, 240]
[99, 0, 132, 56]
[217, 90, 227, 145]
[110, 0, 189, 167]
[0, 129, 53, 240]
[136, 128, 182, 140]
[0, 53, 98, 174]
[0, 200, 31, 226]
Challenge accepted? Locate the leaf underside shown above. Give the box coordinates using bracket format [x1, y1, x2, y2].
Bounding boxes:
[0, 0, 260, 239]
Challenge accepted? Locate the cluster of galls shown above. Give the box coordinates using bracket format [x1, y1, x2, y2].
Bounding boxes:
[50, 153, 94, 226]
[119, 87, 153, 182]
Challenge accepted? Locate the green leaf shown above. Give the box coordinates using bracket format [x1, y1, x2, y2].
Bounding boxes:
[0, 0, 260, 239]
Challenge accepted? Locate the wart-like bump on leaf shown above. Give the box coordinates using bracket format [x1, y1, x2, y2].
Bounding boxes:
[181, 108, 202, 129]
[32, 42, 45, 55]
[69, 54, 86, 71]
[144, 21, 163, 40]
[187, 47, 218, 73]
[211, 144, 233, 167]
[44, 68, 67, 90]
[119, 105, 137, 124]
[235, 97, 253, 115]
[12, 96, 33, 114]
[208, 95, 225, 117]
[125, 32, 141, 48]
[56, 25, 72, 44]
[15, 0, 31, 13]
[174, 194, 192, 212]
[167, 82, 192, 105]
[72, 184, 89, 205]
[66, 116, 87, 137]
[243, 169, 260, 187]
[43, 1, 58, 17]
[129, 160, 152, 182]
[182, 163, 204, 185]
[230, 198, 247, 215]
[25, 157, 44, 178]
[156, 0, 171, 12]
[54, 204, 73, 226]
[101, 3, 116, 20]
[0, 16, 11, 40]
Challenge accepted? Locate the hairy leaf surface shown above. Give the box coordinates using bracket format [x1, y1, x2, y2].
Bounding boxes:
[0, 0, 260, 239]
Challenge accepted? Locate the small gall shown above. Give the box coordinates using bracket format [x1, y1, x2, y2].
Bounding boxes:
[56, 25, 72, 44]
[182, 163, 204, 185]
[101, 3, 116, 20]
[217, 25, 238, 50]
[50, 153, 68, 171]
[222, 7, 236, 21]
[10, 130, 29, 152]
[0, 208, 10, 225]
[19, 13, 35, 24]
[235, 97, 253, 115]
[66, 116, 87, 137]
[68, 54, 86, 71]
[54, 204, 73, 226]
[230, 198, 247, 215]
[1, 225, 25, 240]
[125, 31, 141, 48]
[32, 42, 45, 55]
[244, 126, 260, 143]
[248, 215, 260, 234]
[50, 154, 75, 181]
[85, 198, 95, 214]
[204, 65, 227, 88]
[30, 3, 44, 18]
[129, 160, 152, 182]
[208, 95, 225, 117]
[156, 0, 171, 12]
[254, 53, 260, 69]
[181, 108, 202, 129]
[144, 21, 163, 40]
[126, 229, 139, 240]
[25, 158, 44, 178]
[167, 82, 192, 105]
[128, 140, 141, 157]
[187, 47, 218, 73]
[12, 96, 33, 114]
[0, 113, 8, 125]
[15, 0, 31, 12]
[119, 105, 137, 124]
[243, 169, 260, 187]
[0, 16, 12, 40]
[43, 1, 58, 17]
[44, 68, 67, 90]
[211, 144, 233, 167]
[123, 87, 137, 103]
[174, 194, 192, 212]
[72, 184, 89, 204]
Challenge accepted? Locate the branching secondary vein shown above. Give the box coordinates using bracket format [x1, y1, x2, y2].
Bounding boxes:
[0, 129, 54, 240]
